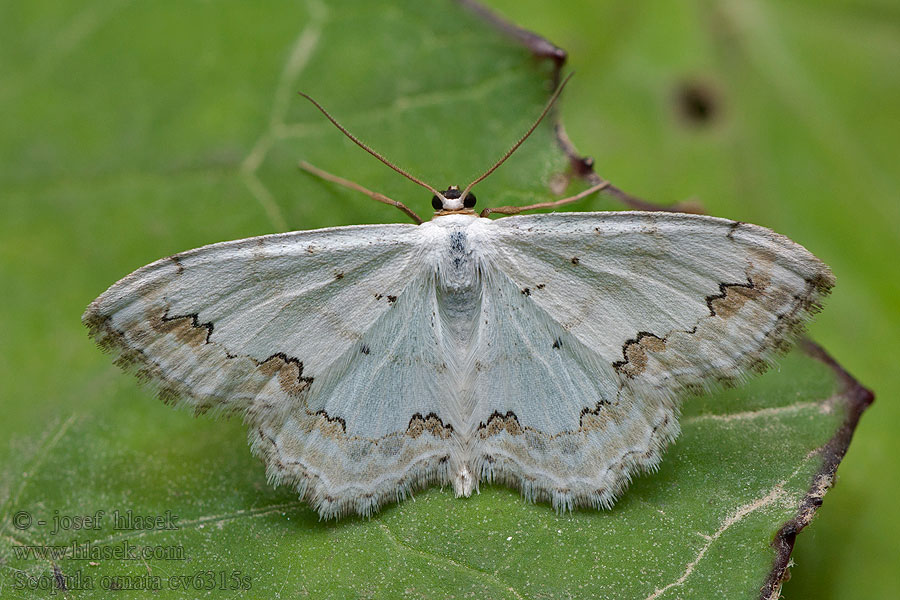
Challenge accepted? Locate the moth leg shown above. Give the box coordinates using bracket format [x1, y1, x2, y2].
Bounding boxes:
[479, 180, 610, 218]
[298, 160, 424, 224]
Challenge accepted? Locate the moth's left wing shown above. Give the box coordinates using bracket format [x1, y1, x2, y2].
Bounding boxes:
[466, 211, 833, 510]
[84, 224, 457, 519]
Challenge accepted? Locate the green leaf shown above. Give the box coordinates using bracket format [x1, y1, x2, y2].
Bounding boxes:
[0, 1, 872, 598]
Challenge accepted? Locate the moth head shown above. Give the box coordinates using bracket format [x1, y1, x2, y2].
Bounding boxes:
[432, 186, 477, 212]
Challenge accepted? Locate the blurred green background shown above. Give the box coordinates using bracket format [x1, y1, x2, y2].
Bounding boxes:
[2, 0, 897, 598]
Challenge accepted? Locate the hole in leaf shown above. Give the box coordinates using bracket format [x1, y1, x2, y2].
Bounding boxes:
[676, 81, 719, 126]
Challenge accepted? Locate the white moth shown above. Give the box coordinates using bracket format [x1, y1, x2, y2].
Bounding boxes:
[83, 78, 833, 519]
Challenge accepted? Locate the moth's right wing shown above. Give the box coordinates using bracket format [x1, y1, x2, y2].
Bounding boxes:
[83, 224, 456, 519]
[464, 211, 832, 511]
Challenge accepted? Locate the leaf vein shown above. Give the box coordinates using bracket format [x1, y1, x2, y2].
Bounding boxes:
[378, 523, 524, 600]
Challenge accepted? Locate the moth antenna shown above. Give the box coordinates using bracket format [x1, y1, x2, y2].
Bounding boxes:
[298, 92, 447, 201]
[299, 161, 423, 224]
[460, 72, 574, 201]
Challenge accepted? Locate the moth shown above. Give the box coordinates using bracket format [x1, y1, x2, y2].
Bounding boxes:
[83, 77, 833, 519]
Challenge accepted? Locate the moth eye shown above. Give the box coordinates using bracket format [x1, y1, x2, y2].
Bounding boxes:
[463, 192, 477, 208]
[432, 196, 442, 210]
